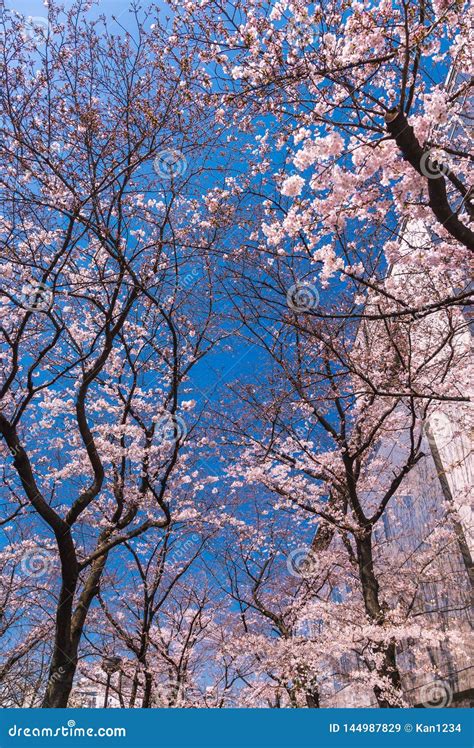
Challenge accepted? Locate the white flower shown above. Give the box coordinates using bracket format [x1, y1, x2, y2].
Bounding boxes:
[181, 399, 196, 411]
[280, 175, 305, 197]
[231, 66, 244, 79]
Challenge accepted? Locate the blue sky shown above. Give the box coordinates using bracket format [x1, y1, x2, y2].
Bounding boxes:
[2, 0, 273, 501]
[7, 0, 133, 22]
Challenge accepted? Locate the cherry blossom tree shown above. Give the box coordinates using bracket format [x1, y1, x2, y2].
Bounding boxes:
[176, 3, 473, 707]
[182, 0, 472, 311]
[87, 525, 217, 708]
[211, 226, 472, 706]
[0, 0, 471, 711]
[0, 539, 53, 707]
[0, 1, 233, 707]
[214, 346, 470, 706]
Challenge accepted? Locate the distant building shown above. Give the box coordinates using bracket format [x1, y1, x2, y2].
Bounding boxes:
[325, 212, 473, 707]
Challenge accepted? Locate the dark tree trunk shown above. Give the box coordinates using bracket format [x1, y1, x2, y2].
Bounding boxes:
[142, 671, 153, 708]
[129, 672, 139, 708]
[306, 688, 320, 708]
[385, 109, 474, 252]
[42, 529, 80, 708]
[357, 531, 403, 708]
[42, 553, 108, 707]
[43, 655, 78, 708]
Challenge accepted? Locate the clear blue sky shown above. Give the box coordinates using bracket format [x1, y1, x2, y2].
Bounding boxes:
[7, 0, 132, 21]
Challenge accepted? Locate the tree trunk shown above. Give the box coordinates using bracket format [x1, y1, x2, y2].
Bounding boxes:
[42, 530, 80, 708]
[306, 687, 320, 708]
[42, 652, 78, 708]
[357, 531, 403, 708]
[385, 109, 474, 252]
[142, 671, 153, 708]
[42, 552, 108, 707]
[129, 672, 139, 708]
